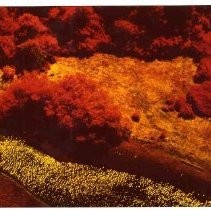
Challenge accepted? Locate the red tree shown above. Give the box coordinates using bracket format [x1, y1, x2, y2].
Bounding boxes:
[0, 73, 128, 156]
[48, 7, 110, 56]
[0, 36, 16, 67]
[194, 57, 211, 83]
[14, 13, 48, 44]
[14, 35, 59, 71]
[187, 81, 211, 117]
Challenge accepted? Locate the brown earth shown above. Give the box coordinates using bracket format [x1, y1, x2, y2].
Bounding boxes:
[111, 140, 211, 199]
[0, 173, 47, 207]
[71, 139, 211, 202]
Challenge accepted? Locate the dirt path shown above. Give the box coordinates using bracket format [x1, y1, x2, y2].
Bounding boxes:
[74, 140, 211, 202]
[0, 173, 47, 207]
[35, 137, 211, 201]
[106, 140, 211, 201]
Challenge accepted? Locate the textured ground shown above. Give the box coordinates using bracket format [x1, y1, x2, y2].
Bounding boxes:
[48, 54, 211, 169]
[0, 139, 210, 207]
[0, 173, 47, 207]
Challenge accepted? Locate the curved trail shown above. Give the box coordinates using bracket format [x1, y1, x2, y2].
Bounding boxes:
[75, 140, 211, 202]
[108, 140, 211, 201]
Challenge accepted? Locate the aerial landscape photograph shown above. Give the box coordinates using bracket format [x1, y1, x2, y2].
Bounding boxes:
[0, 5, 210, 207]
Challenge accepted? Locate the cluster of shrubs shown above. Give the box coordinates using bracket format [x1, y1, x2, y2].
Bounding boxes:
[0, 8, 59, 72]
[163, 56, 211, 119]
[162, 13, 210, 120]
[0, 6, 210, 72]
[0, 72, 129, 157]
[0, 6, 210, 144]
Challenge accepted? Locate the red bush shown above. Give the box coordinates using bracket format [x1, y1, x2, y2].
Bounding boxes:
[14, 35, 59, 71]
[162, 96, 195, 119]
[150, 36, 184, 59]
[194, 57, 211, 83]
[114, 20, 141, 36]
[187, 81, 211, 117]
[1, 66, 16, 82]
[0, 8, 18, 35]
[110, 19, 143, 56]
[161, 97, 176, 112]
[0, 73, 128, 154]
[0, 72, 51, 118]
[0, 36, 16, 66]
[194, 32, 211, 57]
[48, 7, 110, 56]
[174, 97, 195, 119]
[14, 13, 48, 44]
[185, 7, 210, 42]
[46, 75, 127, 146]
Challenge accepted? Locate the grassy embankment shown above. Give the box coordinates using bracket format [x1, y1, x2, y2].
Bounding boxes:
[0, 137, 210, 207]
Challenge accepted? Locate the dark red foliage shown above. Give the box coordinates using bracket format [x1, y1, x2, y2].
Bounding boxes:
[150, 36, 184, 60]
[194, 57, 211, 83]
[45, 74, 127, 147]
[113, 20, 141, 37]
[174, 97, 195, 119]
[129, 6, 167, 38]
[0, 73, 51, 119]
[187, 81, 211, 117]
[95, 6, 210, 60]
[0, 6, 210, 69]
[14, 7, 51, 17]
[110, 19, 143, 57]
[194, 32, 211, 57]
[162, 96, 196, 120]
[0, 36, 16, 67]
[0, 73, 128, 156]
[165, 66, 211, 119]
[162, 98, 176, 112]
[14, 13, 48, 44]
[0, 8, 18, 35]
[1, 66, 16, 82]
[48, 7, 110, 56]
[14, 35, 59, 71]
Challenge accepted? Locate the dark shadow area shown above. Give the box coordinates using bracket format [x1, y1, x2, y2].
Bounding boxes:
[0, 173, 47, 207]
[80, 140, 211, 203]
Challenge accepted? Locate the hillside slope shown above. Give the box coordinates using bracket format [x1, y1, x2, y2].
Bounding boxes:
[48, 54, 211, 170]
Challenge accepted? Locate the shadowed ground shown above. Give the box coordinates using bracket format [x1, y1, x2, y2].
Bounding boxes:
[0, 173, 47, 207]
